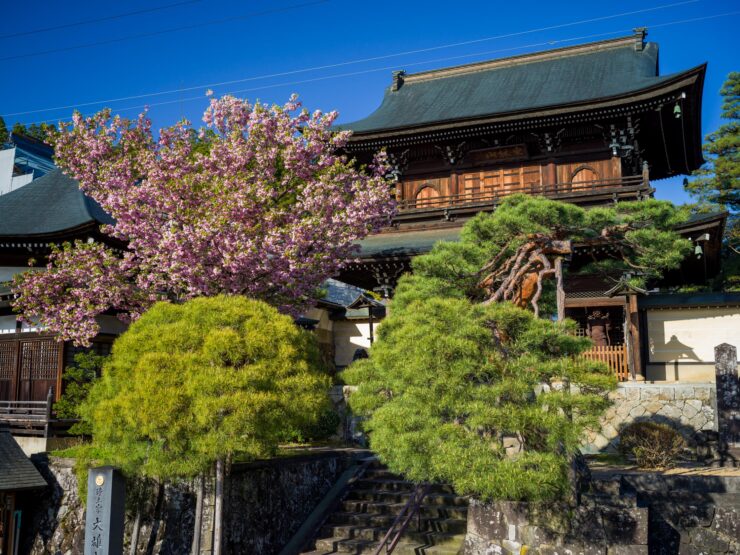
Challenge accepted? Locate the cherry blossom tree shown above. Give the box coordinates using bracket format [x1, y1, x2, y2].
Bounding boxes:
[13, 95, 394, 345]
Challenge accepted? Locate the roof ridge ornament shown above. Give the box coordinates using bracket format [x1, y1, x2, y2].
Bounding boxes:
[633, 27, 647, 51]
[391, 70, 406, 91]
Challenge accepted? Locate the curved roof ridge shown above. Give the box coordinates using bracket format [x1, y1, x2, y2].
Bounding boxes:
[401, 31, 649, 84]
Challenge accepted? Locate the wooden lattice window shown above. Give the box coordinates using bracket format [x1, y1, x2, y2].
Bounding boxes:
[0, 341, 16, 380]
[20, 340, 61, 380]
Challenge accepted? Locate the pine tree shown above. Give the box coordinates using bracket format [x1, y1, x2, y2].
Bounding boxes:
[0, 117, 9, 144]
[686, 72, 739, 211]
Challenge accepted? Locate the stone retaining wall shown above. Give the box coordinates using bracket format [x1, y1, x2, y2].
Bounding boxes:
[20, 450, 352, 555]
[583, 383, 716, 453]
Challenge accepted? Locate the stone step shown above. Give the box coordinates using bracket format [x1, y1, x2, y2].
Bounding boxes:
[354, 478, 456, 494]
[346, 489, 468, 506]
[320, 517, 467, 540]
[327, 510, 467, 529]
[313, 532, 465, 554]
[340, 500, 468, 519]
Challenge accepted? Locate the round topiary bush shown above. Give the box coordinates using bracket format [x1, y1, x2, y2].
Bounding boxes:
[619, 421, 686, 469]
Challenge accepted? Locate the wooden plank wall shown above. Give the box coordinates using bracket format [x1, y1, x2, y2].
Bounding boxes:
[398, 157, 622, 203]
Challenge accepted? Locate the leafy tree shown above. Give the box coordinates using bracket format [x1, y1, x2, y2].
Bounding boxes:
[53, 352, 107, 436]
[345, 298, 615, 502]
[0, 116, 9, 144]
[10, 122, 54, 143]
[686, 72, 739, 212]
[80, 295, 330, 476]
[13, 95, 394, 346]
[77, 295, 332, 552]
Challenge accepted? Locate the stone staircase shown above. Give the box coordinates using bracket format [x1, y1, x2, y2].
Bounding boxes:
[301, 462, 467, 555]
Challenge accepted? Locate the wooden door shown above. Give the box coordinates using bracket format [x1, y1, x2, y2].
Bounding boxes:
[415, 186, 440, 207]
[17, 339, 62, 401]
[0, 340, 18, 401]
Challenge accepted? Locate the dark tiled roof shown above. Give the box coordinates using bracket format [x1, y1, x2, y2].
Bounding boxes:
[357, 227, 461, 258]
[639, 292, 740, 309]
[0, 169, 113, 237]
[319, 278, 381, 308]
[0, 433, 47, 491]
[340, 34, 693, 136]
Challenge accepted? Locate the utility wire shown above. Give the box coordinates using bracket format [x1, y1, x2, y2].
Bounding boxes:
[0, 0, 329, 63]
[18, 10, 740, 125]
[3, 0, 699, 117]
[13, 9, 739, 126]
[0, 0, 203, 40]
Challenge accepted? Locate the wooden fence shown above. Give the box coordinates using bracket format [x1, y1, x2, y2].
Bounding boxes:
[580, 344, 630, 381]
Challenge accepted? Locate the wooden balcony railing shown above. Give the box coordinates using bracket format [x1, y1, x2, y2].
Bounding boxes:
[0, 388, 74, 437]
[581, 344, 630, 381]
[397, 175, 647, 211]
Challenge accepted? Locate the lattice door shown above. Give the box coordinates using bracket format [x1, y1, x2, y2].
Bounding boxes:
[0, 340, 18, 401]
[17, 339, 62, 401]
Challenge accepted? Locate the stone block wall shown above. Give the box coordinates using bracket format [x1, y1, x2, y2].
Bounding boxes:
[583, 383, 716, 453]
[463, 497, 648, 555]
[21, 450, 351, 555]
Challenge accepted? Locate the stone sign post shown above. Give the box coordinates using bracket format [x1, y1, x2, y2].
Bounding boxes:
[84, 466, 125, 555]
[714, 343, 739, 449]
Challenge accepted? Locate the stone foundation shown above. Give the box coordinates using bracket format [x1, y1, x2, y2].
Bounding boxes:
[20, 450, 352, 555]
[463, 473, 740, 555]
[583, 383, 716, 453]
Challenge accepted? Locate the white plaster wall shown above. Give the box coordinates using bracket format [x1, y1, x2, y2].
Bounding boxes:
[647, 307, 740, 363]
[645, 307, 740, 382]
[0, 315, 17, 334]
[0, 147, 15, 195]
[334, 320, 373, 368]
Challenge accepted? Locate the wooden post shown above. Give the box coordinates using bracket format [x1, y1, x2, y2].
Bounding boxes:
[213, 459, 224, 555]
[628, 295, 641, 380]
[714, 343, 739, 452]
[129, 510, 141, 555]
[555, 257, 565, 322]
[546, 160, 557, 192]
[191, 474, 204, 555]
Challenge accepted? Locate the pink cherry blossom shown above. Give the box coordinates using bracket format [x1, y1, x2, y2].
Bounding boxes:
[13, 96, 395, 346]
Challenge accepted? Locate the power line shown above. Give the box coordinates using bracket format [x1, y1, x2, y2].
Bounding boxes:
[0, 0, 203, 40]
[13, 9, 740, 126]
[0, 0, 329, 63]
[2, 0, 700, 117]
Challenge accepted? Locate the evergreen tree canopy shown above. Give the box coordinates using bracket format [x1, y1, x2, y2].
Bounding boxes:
[345, 299, 615, 502]
[78, 295, 331, 480]
[0, 117, 8, 144]
[346, 195, 691, 501]
[400, 195, 690, 315]
[686, 72, 740, 212]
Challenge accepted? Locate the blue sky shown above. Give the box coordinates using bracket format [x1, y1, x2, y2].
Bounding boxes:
[1, 0, 737, 205]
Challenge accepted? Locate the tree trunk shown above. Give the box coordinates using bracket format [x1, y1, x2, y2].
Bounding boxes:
[191, 474, 204, 555]
[213, 460, 225, 555]
[129, 509, 141, 555]
[555, 257, 565, 322]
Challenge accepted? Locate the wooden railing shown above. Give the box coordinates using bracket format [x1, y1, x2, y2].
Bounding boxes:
[581, 344, 630, 381]
[0, 388, 54, 436]
[397, 175, 646, 211]
[372, 483, 431, 555]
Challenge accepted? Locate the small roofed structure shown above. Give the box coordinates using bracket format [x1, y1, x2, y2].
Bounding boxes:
[0, 170, 119, 435]
[0, 432, 47, 554]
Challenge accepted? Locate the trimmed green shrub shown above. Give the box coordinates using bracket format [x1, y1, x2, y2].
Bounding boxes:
[54, 352, 107, 435]
[619, 421, 686, 469]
